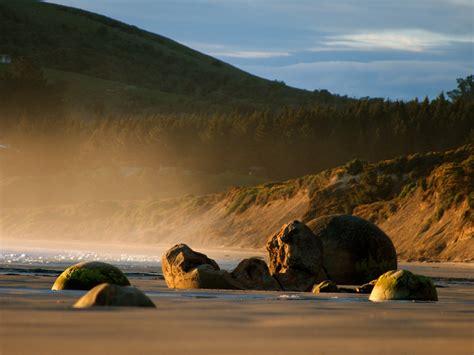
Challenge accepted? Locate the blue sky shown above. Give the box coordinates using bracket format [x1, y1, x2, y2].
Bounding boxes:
[48, 0, 473, 100]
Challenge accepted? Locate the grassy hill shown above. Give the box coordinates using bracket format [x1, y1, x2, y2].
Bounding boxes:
[0, 0, 346, 113]
[2, 144, 472, 261]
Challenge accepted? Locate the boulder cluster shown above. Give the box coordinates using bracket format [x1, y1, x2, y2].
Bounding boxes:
[161, 214, 437, 301]
[51, 213, 437, 307]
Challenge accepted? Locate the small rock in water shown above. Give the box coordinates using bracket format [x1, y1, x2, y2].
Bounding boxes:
[356, 279, 378, 294]
[312, 280, 339, 293]
[73, 283, 155, 308]
[52, 261, 130, 291]
[369, 270, 438, 302]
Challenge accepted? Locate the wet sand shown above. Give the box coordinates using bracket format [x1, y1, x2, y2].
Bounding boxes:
[1, 263, 473, 355]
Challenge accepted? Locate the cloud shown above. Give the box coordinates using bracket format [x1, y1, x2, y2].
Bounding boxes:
[240, 60, 474, 99]
[321, 30, 474, 53]
[182, 41, 290, 58]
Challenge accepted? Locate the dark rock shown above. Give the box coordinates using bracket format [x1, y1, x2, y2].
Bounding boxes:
[73, 283, 155, 308]
[312, 280, 339, 293]
[369, 270, 438, 301]
[307, 214, 397, 284]
[266, 220, 324, 291]
[356, 279, 378, 294]
[162, 244, 241, 289]
[51, 261, 130, 291]
[231, 258, 281, 291]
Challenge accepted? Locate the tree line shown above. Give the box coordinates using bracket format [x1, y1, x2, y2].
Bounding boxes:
[1, 61, 472, 180]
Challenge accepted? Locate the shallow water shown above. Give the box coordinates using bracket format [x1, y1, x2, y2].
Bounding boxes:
[0, 238, 264, 272]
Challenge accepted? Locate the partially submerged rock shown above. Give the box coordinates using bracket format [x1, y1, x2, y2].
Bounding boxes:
[369, 270, 438, 301]
[162, 244, 241, 289]
[231, 257, 281, 291]
[52, 261, 130, 291]
[356, 279, 378, 294]
[266, 220, 324, 291]
[312, 280, 339, 293]
[307, 215, 397, 285]
[73, 283, 155, 308]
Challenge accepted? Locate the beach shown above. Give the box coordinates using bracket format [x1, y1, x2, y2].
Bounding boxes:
[1, 253, 473, 355]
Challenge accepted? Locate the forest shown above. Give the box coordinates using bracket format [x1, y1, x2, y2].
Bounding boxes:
[1, 58, 473, 182]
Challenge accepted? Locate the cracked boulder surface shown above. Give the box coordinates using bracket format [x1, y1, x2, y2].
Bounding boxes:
[308, 214, 397, 285]
[266, 220, 325, 291]
[162, 243, 241, 289]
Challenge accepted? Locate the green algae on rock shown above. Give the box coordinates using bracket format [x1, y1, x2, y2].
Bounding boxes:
[51, 261, 130, 291]
[73, 283, 155, 308]
[312, 280, 339, 293]
[369, 270, 438, 302]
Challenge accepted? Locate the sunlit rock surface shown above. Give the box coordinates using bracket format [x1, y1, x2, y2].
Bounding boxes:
[266, 220, 324, 291]
[312, 280, 339, 293]
[52, 261, 130, 290]
[162, 244, 241, 289]
[369, 270, 438, 301]
[73, 283, 155, 308]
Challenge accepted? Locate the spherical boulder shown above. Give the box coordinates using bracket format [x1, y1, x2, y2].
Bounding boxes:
[312, 280, 339, 294]
[52, 261, 130, 291]
[307, 215, 397, 285]
[231, 258, 281, 291]
[266, 220, 324, 291]
[369, 270, 438, 302]
[73, 283, 155, 308]
[162, 244, 241, 289]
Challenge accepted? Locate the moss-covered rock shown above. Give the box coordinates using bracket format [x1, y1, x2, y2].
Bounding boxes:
[307, 214, 397, 284]
[312, 280, 339, 293]
[369, 270, 438, 301]
[51, 261, 130, 291]
[73, 283, 155, 308]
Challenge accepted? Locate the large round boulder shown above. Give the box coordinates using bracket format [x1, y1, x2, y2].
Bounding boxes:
[266, 220, 325, 291]
[307, 215, 397, 284]
[162, 244, 241, 289]
[73, 283, 155, 308]
[52, 261, 130, 291]
[231, 258, 281, 291]
[369, 270, 438, 301]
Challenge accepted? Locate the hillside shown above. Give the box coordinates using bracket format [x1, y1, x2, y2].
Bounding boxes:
[0, 0, 346, 113]
[2, 145, 472, 262]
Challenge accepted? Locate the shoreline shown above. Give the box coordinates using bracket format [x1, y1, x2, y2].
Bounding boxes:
[1, 263, 473, 355]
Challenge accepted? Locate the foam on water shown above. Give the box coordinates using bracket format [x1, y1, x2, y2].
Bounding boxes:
[0, 239, 265, 272]
[0, 246, 162, 271]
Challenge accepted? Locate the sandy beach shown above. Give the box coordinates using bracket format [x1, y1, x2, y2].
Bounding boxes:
[1, 261, 473, 355]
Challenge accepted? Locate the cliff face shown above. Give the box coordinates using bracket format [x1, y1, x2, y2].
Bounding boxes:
[2, 145, 472, 262]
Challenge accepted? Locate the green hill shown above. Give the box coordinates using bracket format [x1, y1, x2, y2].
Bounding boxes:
[0, 0, 346, 113]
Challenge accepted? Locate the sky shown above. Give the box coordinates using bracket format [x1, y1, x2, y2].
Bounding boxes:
[48, 0, 473, 100]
